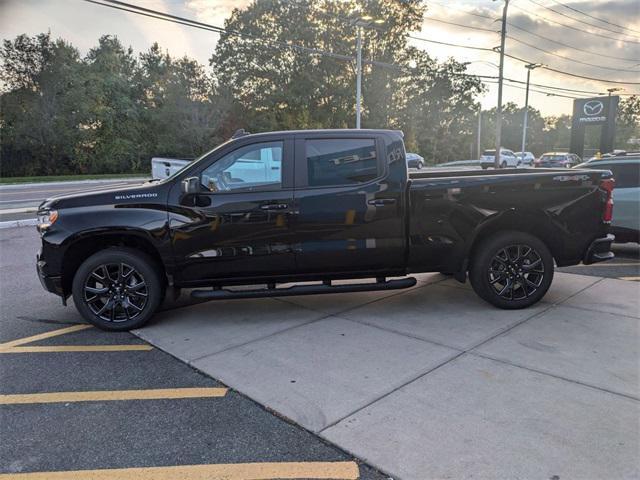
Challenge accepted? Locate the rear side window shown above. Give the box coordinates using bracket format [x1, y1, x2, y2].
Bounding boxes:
[601, 163, 640, 189]
[306, 138, 378, 187]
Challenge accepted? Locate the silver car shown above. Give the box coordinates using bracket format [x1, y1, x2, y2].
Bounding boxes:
[575, 156, 639, 243]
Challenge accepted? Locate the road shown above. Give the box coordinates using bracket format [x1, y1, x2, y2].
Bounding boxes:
[0, 179, 147, 222]
[0, 227, 387, 479]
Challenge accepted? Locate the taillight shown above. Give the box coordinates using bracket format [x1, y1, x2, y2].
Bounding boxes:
[599, 178, 615, 223]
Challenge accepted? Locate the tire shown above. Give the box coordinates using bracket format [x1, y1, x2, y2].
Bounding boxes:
[469, 231, 554, 309]
[500, 161, 507, 169]
[72, 247, 164, 331]
[417, 161, 424, 170]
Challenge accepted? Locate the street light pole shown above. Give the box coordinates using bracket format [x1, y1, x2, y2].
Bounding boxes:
[356, 27, 362, 129]
[520, 63, 542, 156]
[494, 0, 509, 168]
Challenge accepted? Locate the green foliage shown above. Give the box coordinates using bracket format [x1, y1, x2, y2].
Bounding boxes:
[211, 0, 482, 162]
[1, 0, 638, 176]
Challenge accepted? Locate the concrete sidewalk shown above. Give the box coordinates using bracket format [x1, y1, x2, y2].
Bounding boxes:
[133, 272, 639, 480]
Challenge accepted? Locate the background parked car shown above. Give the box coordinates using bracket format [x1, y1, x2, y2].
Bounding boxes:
[575, 155, 640, 243]
[535, 152, 581, 168]
[515, 151, 535, 166]
[151, 157, 191, 179]
[406, 153, 425, 169]
[480, 148, 519, 168]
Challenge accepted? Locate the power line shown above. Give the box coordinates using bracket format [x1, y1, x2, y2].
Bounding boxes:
[426, 2, 640, 62]
[423, 16, 497, 33]
[85, 0, 354, 62]
[85, 0, 640, 93]
[548, 0, 640, 35]
[516, 0, 640, 43]
[407, 34, 494, 52]
[486, 80, 582, 99]
[506, 22, 640, 62]
[503, 50, 640, 85]
[524, 0, 640, 39]
[423, 13, 640, 83]
[507, 36, 640, 73]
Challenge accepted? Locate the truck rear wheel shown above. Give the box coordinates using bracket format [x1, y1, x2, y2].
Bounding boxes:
[469, 231, 554, 309]
[72, 247, 164, 331]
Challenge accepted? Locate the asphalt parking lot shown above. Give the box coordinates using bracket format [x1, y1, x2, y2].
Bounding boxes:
[1, 225, 639, 479]
[0, 227, 387, 479]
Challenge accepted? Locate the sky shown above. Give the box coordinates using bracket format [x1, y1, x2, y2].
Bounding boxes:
[1, 0, 639, 116]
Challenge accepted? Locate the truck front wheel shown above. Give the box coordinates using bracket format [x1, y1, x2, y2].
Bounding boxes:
[469, 231, 554, 309]
[72, 247, 164, 331]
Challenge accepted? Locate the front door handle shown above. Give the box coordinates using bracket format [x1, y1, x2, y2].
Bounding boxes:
[260, 203, 289, 210]
[368, 198, 396, 206]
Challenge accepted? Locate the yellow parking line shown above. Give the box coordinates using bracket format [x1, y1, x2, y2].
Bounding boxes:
[0, 461, 359, 479]
[1, 345, 153, 353]
[0, 325, 91, 350]
[0, 387, 228, 405]
[619, 276, 640, 281]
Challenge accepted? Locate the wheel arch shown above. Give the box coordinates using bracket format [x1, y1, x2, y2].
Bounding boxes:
[61, 230, 167, 296]
[464, 210, 562, 270]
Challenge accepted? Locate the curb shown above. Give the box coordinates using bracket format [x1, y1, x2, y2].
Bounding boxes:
[0, 218, 38, 229]
[0, 178, 148, 190]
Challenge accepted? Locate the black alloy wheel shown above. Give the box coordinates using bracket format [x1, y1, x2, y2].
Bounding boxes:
[469, 231, 554, 309]
[72, 247, 163, 330]
[84, 262, 148, 323]
[487, 244, 544, 301]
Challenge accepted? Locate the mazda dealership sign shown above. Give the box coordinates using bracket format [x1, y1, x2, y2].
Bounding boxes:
[574, 96, 615, 125]
[570, 95, 619, 158]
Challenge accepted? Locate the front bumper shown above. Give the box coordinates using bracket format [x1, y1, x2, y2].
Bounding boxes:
[36, 253, 65, 298]
[583, 234, 615, 265]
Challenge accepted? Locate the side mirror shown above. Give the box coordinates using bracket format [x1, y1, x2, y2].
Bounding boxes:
[181, 176, 200, 195]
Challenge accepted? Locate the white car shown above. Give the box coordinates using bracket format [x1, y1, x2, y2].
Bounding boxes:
[151, 157, 191, 179]
[480, 148, 519, 168]
[515, 151, 535, 166]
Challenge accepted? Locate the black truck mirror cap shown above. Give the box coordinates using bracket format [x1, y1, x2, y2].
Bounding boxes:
[181, 177, 200, 194]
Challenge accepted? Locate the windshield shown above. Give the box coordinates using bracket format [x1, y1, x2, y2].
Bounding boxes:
[158, 139, 234, 183]
[542, 155, 567, 161]
[481, 150, 496, 156]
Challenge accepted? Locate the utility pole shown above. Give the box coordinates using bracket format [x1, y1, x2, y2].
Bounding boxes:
[356, 27, 362, 129]
[494, 0, 509, 168]
[477, 108, 482, 159]
[351, 15, 384, 129]
[521, 63, 542, 155]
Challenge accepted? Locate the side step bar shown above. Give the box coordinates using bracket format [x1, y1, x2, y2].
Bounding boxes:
[191, 277, 417, 300]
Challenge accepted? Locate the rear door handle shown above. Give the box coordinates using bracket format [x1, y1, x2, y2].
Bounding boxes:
[260, 203, 289, 210]
[367, 198, 396, 206]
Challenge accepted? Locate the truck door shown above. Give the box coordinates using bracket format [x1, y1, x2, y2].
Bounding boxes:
[292, 134, 406, 274]
[169, 137, 296, 283]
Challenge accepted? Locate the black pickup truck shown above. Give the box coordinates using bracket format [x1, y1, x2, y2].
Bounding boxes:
[36, 129, 615, 330]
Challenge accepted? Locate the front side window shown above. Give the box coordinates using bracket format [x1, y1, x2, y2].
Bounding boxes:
[306, 138, 378, 187]
[201, 141, 283, 193]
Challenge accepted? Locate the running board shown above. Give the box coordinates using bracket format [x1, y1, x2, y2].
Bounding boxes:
[191, 277, 417, 300]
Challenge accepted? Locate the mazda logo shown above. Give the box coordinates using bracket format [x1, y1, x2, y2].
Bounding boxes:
[584, 100, 604, 116]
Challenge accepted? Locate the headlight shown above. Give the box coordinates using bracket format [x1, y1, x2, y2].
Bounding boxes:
[37, 210, 58, 231]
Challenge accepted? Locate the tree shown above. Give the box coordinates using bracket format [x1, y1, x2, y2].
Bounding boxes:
[137, 44, 226, 160]
[210, 0, 482, 162]
[1, 33, 88, 176]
